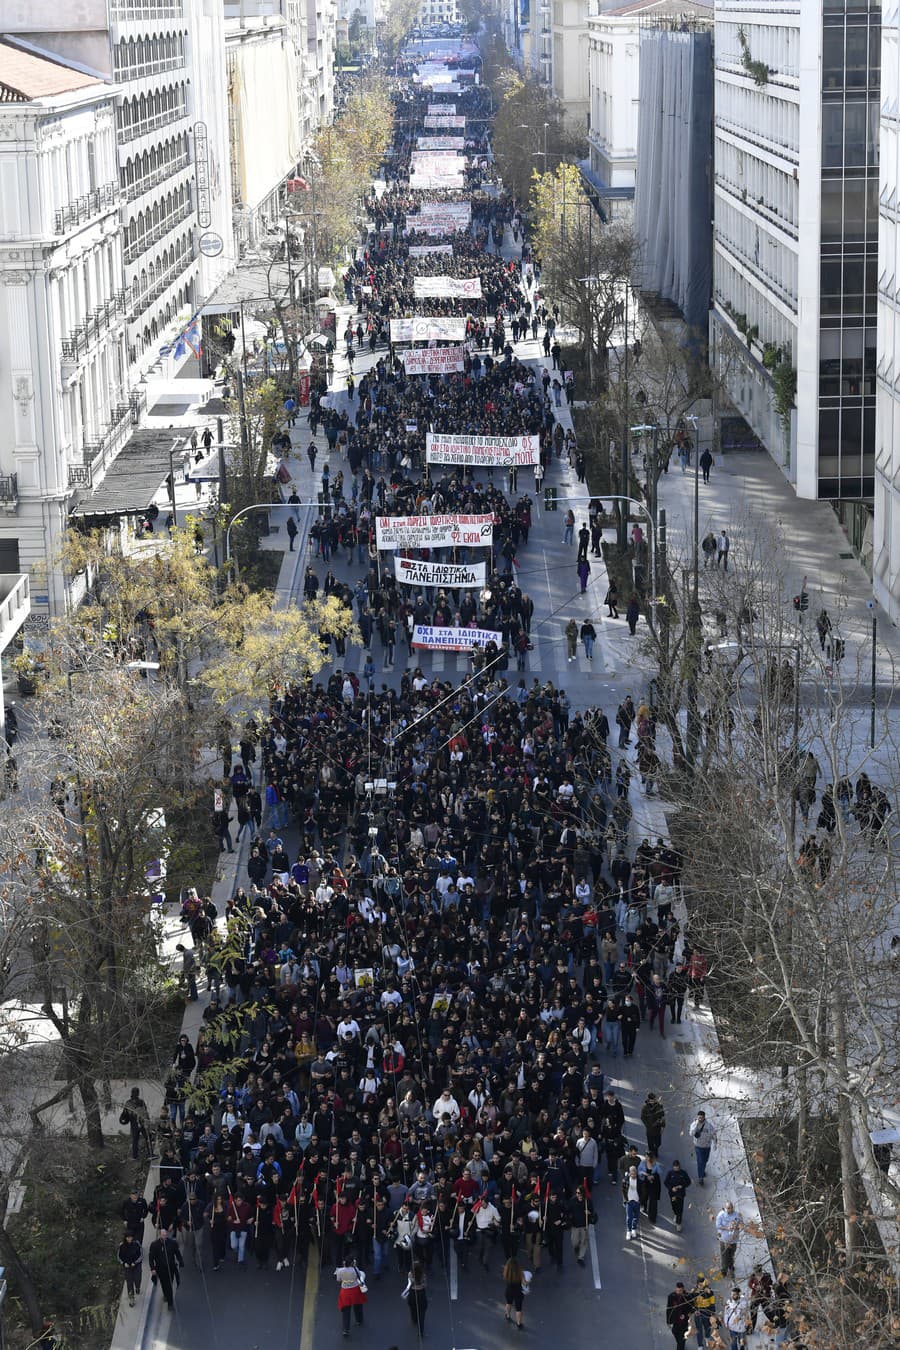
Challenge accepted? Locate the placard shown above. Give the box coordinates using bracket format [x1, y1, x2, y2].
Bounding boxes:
[390, 316, 467, 343]
[394, 558, 486, 589]
[426, 432, 541, 467]
[412, 625, 503, 650]
[376, 513, 494, 549]
[401, 345, 466, 375]
[413, 276, 482, 300]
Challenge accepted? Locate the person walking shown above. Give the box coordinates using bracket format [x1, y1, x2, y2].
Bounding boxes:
[715, 1202, 744, 1278]
[689, 1110, 717, 1185]
[663, 1160, 692, 1232]
[620, 994, 640, 1056]
[700, 448, 713, 483]
[605, 580, 619, 618]
[691, 1273, 717, 1347]
[121, 1088, 154, 1160]
[286, 516, 298, 551]
[565, 618, 578, 661]
[148, 1226, 183, 1310]
[580, 620, 596, 661]
[334, 1254, 367, 1338]
[502, 1256, 528, 1329]
[566, 1183, 595, 1267]
[717, 530, 730, 571]
[117, 1230, 143, 1307]
[641, 1091, 666, 1156]
[622, 1164, 641, 1240]
[626, 594, 640, 636]
[723, 1286, 751, 1350]
[577, 558, 591, 593]
[403, 1260, 428, 1337]
[666, 1281, 694, 1350]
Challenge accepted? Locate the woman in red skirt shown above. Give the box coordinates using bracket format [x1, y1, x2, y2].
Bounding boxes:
[334, 1257, 367, 1338]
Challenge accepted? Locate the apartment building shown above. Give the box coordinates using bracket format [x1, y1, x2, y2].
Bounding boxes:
[0, 41, 125, 618]
[711, 0, 880, 532]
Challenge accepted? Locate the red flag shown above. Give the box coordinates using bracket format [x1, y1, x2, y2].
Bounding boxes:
[511, 1185, 517, 1208]
[273, 1197, 283, 1228]
[583, 1178, 591, 1198]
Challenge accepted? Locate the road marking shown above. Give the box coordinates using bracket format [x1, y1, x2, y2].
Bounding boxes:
[588, 1226, 602, 1290]
[450, 1242, 459, 1300]
[298, 1250, 320, 1350]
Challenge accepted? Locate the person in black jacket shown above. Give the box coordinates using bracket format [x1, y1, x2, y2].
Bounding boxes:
[666, 1281, 693, 1349]
[620, 995, 640, 1056]
[566, 1184, 596, 1266]
[148, 1227, 183, 1310]
[117, 1231, 143, 1306]
[663, 1160, 692, 1232]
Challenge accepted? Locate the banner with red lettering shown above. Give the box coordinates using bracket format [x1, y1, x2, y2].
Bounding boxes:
[375, 513, 494, 549]
[401, 345, 466, 375]
[426, 432, 541, 467]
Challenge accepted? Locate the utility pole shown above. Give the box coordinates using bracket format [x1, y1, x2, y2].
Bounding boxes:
[618, 287, 630, 552]
[868, 601, 877, 748]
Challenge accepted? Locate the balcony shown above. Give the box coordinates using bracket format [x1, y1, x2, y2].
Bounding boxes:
[54, 182, 119, 235]
[118, 103, 188, 146]
[124, 199, 194, 265]
[110, 0, 184, 15]
[68, 464, 93, 489]
[113, 53, 186, 82]
[69, 396, 139, 490]
[0, 573, 29, 656]
[60, 289, 130, 364]
[128, 250, 195, 321]
[0, 474, 18, 510]
[124, 148, 191, 203]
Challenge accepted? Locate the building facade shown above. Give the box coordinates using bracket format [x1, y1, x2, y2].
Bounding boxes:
[874, 1, 900, 618]
[711, 0, 880, 516]
[551, 0, 589, 124]
[0, 42, 125, 618]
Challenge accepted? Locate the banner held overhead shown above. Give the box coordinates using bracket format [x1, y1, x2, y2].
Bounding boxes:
[375, 513, 494, 549]
[426, 433, 542, 467]
[394, 558, 486, 589]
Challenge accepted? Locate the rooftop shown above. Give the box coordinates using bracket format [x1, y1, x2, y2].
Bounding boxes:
[0, 40, 103, 103]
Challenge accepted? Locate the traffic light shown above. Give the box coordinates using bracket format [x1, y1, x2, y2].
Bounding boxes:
[544, 486, 557, 511]
[792, 592, 809, 612]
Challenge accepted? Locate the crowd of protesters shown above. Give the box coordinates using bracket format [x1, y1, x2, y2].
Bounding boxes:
[113, 64, 808, 1350]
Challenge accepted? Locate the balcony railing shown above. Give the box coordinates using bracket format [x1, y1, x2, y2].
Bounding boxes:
[124, 147, 191, 203]
[118, 103, 188, 145]
[54, 182, 119, 235]
[110, 0, 184, 16]
[68, 464, 93, 489]
[61, 289, 130, 363]
[0, 474, 18, 507]
[124, 199, 194, 264]
[113, 53, 186, 82]
[128, 250, 195, 321]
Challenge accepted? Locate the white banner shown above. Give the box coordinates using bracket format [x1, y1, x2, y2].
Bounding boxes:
[390, 316, 467, 343]
[413, 276, 482, 300]
[416, 136, 466, 150]
[412, 624, 502, 651]
[426, 432, 542, 467]
[416, 201, 471, 228]
[401, 345, 466, 375]
[394, 557, 486, 589]
[408, 244, 454, 258]
[423, 116, 466, 129]
[411, 150, 463, 168]
[376, 513, 494, 549]
[410, 173, 465, 190]
[427, 103, 456, 114]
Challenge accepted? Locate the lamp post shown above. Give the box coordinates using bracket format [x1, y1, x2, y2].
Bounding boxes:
[867, 599, 877, 749]
[225, 499, 322, 581]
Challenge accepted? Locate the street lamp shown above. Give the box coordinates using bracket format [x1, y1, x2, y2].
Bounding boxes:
[225, 499, 322, 581]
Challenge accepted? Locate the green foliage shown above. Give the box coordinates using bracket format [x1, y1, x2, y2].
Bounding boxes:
[7, 1138, 138, 1350]
[772, 360, 797, 431]
[490, 75, 585, 205]
[738, 26, 770, 86]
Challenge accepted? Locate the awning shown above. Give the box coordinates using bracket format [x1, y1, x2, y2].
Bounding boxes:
[578, 159, 635, 202]
[69, 429, 177, 520]
[198, 259, 295, 316]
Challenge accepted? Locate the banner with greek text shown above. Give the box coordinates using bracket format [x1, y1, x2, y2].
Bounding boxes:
[389, 316, 467, 343]
[412, 624, 502, 650]
[413, 276, 482, 300]
[416, 201, 471, 228]
[408, 244, 454, 258]
[423, 116, 466, 129]
[427, 103, 456, 114]
[394, 557, 486, 589]
[416, 136, 465, 150]
[426, 432, 541, 467]
[376, 513, 494, 549]
[401, 345, 466, 375]
[410, 173, 465, 190]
